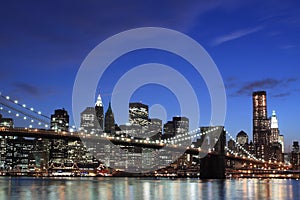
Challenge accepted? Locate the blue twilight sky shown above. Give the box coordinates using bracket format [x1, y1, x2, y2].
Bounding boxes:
[0, 0, 300, 150]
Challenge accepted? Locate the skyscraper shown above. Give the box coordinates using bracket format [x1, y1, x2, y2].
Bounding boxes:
[104, 102, 115, 134]
[80, 107, 100, 133]
[129, 102, 149, 127]
[252, 91, 270, 159]
[162, 116, 189, 139]
[95, 94, 104, 131]
[173, 116, 189, 136]
[270, 110, 279, 143]
[51, 108, 69, 132]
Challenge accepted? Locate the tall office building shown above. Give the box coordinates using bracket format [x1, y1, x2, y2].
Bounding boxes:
[173, 116, 189, 136]
[253, 91, 270, 144]
[162, 116, 189, 139]
[148, 118, 162, 140]
[104, 102, 115, 134]
[253, 91, 270, 159]
[51, 109, 69, 132]
[95, 94, 104, 131]
[129, 102, 149, 127]
[270, 110, 279, 143]
[80, 107, 100, 133]
[163, 121, 174, 139]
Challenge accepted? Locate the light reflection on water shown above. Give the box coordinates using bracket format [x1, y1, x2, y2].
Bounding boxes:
[0, 177, 299, 200]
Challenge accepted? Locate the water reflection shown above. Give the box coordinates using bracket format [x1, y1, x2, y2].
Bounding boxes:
[0, 177, 299, 199]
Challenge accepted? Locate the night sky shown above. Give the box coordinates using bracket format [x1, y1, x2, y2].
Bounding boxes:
[1, 1, 300, 151]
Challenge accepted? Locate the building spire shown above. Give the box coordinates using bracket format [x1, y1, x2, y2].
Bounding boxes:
[271, 110, 278, 129]
[95, 94, 103, 107]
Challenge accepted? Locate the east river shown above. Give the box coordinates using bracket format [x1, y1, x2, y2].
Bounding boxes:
[0, 177, 299, 199]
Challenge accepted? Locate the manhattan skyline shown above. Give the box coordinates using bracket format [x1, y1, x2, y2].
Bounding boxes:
[1, 1, 300, 150]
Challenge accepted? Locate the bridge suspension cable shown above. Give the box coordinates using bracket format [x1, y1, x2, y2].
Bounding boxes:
[226, 131, 258, 161]
[0, 92, 50, 128]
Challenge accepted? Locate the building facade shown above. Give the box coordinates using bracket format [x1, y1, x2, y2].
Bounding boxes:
[95, 94, 104, 131]
[129, 102, 149, 127]
[80, 107, 100, 133]
[50, 109, 69, 132]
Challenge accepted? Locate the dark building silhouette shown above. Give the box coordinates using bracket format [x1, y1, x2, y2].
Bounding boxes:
[0, 114, 13, 128]
[95, 94, 104, 131]
[104, 102, 115, 134]
[236, 130, 248, 146]
[50, 108, 69, 132]
[227, 139, 236, 152]
[291, 141, 300, 170]
[162, 121, 174, 139]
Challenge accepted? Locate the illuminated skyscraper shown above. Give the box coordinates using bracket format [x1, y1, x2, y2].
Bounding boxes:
[162, 116, 189, 139]
[252, 91, 270, 159]
[129, 102, 149, 127]
[51, 108, 69, 132]
[95, 94, 104, 131]
[270, 110, 279, 143]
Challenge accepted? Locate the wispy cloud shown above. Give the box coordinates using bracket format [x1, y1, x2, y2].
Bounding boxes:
[212, 26, 263, 46]
[13, 83, 41, 96]
[228, 77, 298, 97]
[272, 92, 290, 98]
[12, 82, 55, 98]
[236, 78, 280, 95]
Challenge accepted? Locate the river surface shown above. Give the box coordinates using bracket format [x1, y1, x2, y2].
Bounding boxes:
[0, 177, 299, 200]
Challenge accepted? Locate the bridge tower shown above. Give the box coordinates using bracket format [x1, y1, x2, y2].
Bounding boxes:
[199, 126, 226, 179]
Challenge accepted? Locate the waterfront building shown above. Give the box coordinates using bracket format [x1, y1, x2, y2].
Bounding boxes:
[51, 108, 69, 132]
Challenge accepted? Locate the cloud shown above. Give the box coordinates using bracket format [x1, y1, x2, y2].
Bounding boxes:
[212, 26, 263, 46]
[233, 77, 298, 96]
[272, 92, 290, 98]
[13, 82, 43, 97]
[12, 82, 55, 98]
[236, 78, 280, 96]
